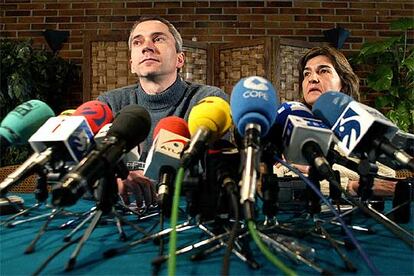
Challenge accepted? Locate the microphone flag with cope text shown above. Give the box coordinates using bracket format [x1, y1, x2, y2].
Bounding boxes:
[0, 100, 55, 147]
[312, 91, 414, 170]
[181, 96, 232, 168]
[52, 105, 151, 207]
[230, 76, 278, 210]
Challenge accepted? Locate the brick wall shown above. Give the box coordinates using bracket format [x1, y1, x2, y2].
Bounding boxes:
[1, 0, 413, 107]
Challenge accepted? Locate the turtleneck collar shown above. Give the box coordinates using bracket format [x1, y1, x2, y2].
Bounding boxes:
[136, 76, 187, 111]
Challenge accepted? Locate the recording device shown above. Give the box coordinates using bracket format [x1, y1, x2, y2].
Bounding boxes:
[181, 96, 232, 169]
[264, 176, 308, 211]
[312, 91, 414, 170]
[52, 105, 151, 207]
[0, 100, 55, 147]
[143, 116, 190, 213]
[230, 76, 278, 219]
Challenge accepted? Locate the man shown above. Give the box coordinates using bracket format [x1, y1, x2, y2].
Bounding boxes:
[98, 17, 228, 209]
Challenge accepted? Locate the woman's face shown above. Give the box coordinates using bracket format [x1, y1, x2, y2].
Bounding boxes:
[302, 55, 342, 106]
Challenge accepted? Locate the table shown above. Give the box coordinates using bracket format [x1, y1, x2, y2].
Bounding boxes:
[1, 193, 413, 275]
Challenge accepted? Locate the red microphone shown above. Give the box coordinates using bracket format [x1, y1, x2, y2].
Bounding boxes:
[144, 116, 191, 213]
[153, 116, 191, 140]
[73, 100, 113, 134]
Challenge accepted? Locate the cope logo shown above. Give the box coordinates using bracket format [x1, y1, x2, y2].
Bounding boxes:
[333, 108, 361, 150]
[242, 76, 269, 101]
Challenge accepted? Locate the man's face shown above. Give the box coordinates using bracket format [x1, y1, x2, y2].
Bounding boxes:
[302, 55, 342, 106]
[129, 20, 184, 80]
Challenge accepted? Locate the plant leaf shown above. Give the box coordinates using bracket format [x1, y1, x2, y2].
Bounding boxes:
[367, 65, 393, 91]
[359, 37, 402, 57]
[402, 55, 414, 72]
[390, 18, 414, 31]
[375, 95, 393, 108]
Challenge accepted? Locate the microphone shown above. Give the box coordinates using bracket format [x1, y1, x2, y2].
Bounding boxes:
[59, 109, 76, 116]
[52, 105, 151, 207]
[312, 91, 414, 170]
[275, 102, 334, 172]
[0, 106, 103, 195]
[275, 102, 339, 212]
[143, 116, 190, 212]
[264, 101, 315, 159]
[73, 100, 113, 134]
[29, 101, 113, 162]
[0, 100, 55, 146]
[181, 96, 232, 168]
[28, 116, 95, 163]
[230, 76, 278, 219]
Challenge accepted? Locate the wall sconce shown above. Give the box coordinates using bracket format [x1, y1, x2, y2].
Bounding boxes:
[323, 27, 350, 49]
[42, 29, 70, 54]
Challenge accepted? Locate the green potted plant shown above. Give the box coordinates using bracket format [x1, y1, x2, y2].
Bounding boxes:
[352, 18, 414, 133]
[0, 39, 80, 166]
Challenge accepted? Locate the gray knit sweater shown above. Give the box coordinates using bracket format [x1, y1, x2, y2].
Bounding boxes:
[97, 76, 228, 162]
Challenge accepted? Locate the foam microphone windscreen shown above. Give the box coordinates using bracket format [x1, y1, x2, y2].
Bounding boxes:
[59, 109, 76, 116]
[188, 96, 232, 140]
[312, 91, 353, 127]
[153, 116, 191, 139]
[274, 102, 314, 127]
[230, 76, 279, 137]
[73, 100, 113, 134]
[107, 105, 151, 151]
[0, 100, 55, 145]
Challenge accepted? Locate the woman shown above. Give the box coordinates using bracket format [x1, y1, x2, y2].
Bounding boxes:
[296, 46, 395, 196]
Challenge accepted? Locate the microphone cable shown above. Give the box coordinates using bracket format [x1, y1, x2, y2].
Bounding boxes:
[167, 166, 185, 276]
[247, 219, 296, 276]
[276, 158, 380, 275]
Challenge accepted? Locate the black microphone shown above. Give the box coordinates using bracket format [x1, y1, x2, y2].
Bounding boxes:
[52, 105, 151, 207]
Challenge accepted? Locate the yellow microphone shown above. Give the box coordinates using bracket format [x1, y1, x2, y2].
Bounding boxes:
[183, 96, 232, 168]
[59, 109, 76, 116]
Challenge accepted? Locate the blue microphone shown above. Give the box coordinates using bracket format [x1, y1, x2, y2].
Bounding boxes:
[230, 76, 279, 215]
[312, 91, 413, 170]
[274, 101, 314, 128]
[231, 76, 279, 137]
[274, 102, 333, 167]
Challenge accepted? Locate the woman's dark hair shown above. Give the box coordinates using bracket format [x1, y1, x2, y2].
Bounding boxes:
[298, 46, 360, 104]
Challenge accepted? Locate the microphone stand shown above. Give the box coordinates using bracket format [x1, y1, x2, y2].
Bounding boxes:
[325, 151, 414, 248]
[1, 170, 49, 227]
[63, 166, 150, 271]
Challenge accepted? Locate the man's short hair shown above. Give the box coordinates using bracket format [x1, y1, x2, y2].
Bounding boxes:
[128, 16, 183, 53]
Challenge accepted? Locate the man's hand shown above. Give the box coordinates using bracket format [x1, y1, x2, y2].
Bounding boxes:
[117, 170, 156, 209]
[347, 179, 396, 197]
